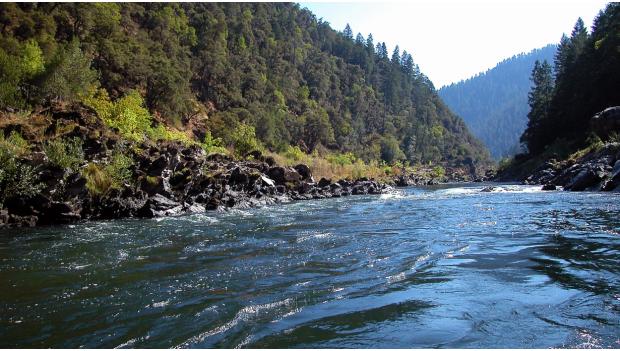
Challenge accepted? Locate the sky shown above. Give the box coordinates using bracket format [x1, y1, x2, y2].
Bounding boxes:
[299, 1, 609, 88]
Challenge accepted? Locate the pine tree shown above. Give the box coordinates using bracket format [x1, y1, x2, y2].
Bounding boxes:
[391, 45, 400, 65]
[366, 33, 374, 52]
[355, 32, 364, 45]
[343, 23, 353, 40]
[520, 60, 554, 154]
[553, 34, 570, 79]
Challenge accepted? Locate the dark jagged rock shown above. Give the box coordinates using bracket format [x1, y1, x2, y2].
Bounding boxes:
[541, 183, 556, 191]
[294, 164, 313, 181]
[318, 177, 331, 188]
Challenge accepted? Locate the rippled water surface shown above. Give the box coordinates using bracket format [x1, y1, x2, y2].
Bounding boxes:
[2, 184, 620, 348]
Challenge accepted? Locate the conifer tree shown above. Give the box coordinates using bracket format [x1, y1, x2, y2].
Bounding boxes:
[343, 23, 353, 39]
[355, 32, 364, 45]
[391, 45, 400, 65]
[520, 60, 554, 154]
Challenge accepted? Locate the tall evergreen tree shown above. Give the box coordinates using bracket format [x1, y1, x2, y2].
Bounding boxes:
[521, 60, 554, 154]
[343, 23, 353, 40]
[355, 32, 364, 45]
[391, 45, 400, 65]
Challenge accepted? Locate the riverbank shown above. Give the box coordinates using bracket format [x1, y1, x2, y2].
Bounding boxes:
[0, 103, 484, 229]
[496, 140, 620, 192]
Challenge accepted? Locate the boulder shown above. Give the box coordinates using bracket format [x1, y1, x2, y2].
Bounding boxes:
[229, 167, 249, 185]
[590, 106, 620, 139]
[147, 155, 169, 176]
[294, 164, 313, 181]
[318, 177, 331, 188]
[565, 168, 603, 191]
[542, 183, 556, 191]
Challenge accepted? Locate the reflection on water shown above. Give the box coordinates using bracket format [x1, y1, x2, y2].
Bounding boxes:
[1, 184, 619, 348]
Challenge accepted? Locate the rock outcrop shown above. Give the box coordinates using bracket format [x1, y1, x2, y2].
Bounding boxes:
[0, 107, 390, 229]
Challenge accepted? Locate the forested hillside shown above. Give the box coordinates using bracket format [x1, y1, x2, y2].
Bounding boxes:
[0, 3, 490, 167]
[521, 3, 619, 156]
[438, 45, 556, 160]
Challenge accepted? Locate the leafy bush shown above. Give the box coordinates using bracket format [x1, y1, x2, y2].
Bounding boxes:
[42, 137, 84, 170]
[282, 145, 305, 161]
[202, 131, 227, 155]
[0, 137, 43, 206]
[230, 124, 261, 157]
[105, 150, 133, 187]
[148, 124, 194, 145]
[0, 131, 29, 156]
[84, 89, 152, 142]
[85, 88, 197, 145]
[431, 166, 446, 179]
[327, 152, 356, 166]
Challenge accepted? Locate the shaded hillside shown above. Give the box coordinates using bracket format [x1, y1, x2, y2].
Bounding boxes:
[439, 45, 556, 159]
[0, 3, 490, 168]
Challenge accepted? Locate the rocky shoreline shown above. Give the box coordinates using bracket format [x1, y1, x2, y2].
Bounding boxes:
[0, 142, 394, 229]
[499, 142, 620, 192]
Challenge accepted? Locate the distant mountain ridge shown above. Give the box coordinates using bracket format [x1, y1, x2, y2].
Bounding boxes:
[438, 45, 557, 159]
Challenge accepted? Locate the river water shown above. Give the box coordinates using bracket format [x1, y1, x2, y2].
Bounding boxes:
[1, 184, 620, 348]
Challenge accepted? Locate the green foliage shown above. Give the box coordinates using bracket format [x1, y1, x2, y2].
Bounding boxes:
[42, 137, 84, 171]
[0, 133, 43, 206]
[326, 152, 356, 166]
[380, 135, 405, 163]
[230, 124, 261, 157]
[84, 88, 152, 142]
[40, 39, 98, 102]
[0, 2, 492, 169]
[431, 165, 446, 179]
[83, 163, 112, 196]
[201, 131, 227, 155]
[520, 5, 620, 157]
[105, 149, 134, 187]
[282, 145, 305, 161]
[83, 149, 133, 196]
[0, 39, 45, 108]
[0, 131, 29, 156]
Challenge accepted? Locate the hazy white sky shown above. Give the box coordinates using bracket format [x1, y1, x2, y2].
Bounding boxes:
[299, 1, 609, 88]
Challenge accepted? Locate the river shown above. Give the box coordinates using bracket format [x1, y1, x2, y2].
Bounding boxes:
[1, 184, 619, 348]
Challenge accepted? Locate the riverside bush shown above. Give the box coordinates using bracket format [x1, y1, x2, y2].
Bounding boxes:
[202, 131, 227, 155]
[83, 89, 152, 142]
[0, 135, 42, 206]
[42, 137, 84, 171]
[230, 124, 261, 157]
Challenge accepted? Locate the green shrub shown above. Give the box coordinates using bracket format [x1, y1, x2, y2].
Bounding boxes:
[431, 165, 446, 179]
[283, 145, 305, 161]
[327, 152, 356, 166]
[230, 124, 261, 157]
[105, 150, 133, 188]
[84, 89, 152, 142]
[201, 131, 227, 155]
[42, 137, 84, 171]
[0, 140, 43, 206]
[148, 124, 194, 145]
[40, 39, 98, 103]
[0, 131, 29, 156]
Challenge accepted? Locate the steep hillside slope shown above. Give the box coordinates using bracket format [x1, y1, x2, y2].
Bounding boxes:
[0, 3, 490, 167]
[439, 45, 556, 159]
